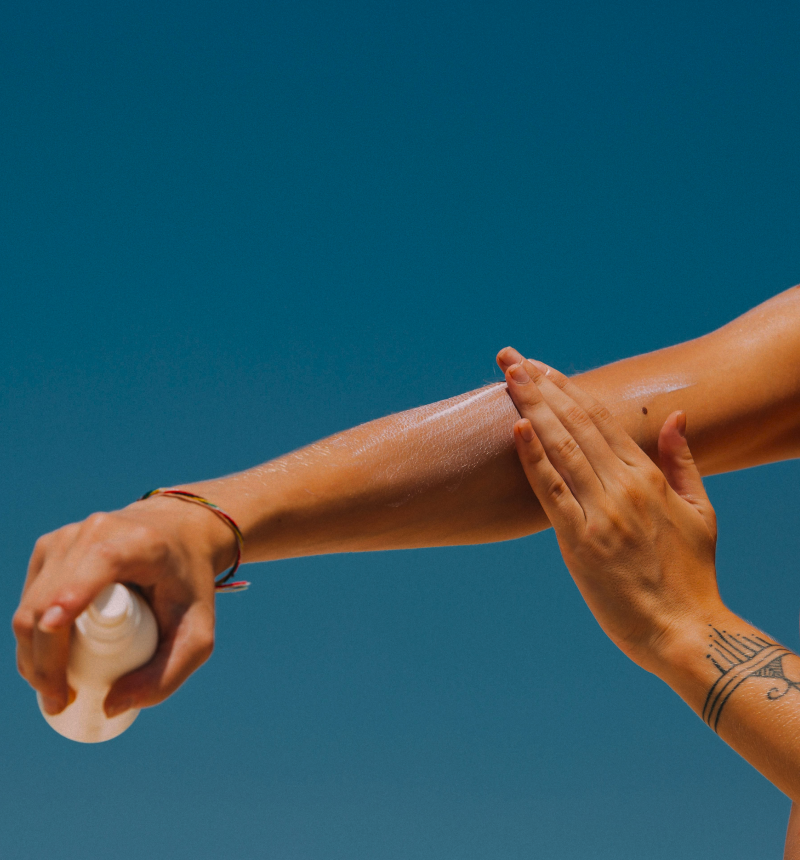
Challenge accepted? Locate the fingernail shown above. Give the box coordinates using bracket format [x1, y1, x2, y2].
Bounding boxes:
[676, 411, 687, 437]
[508, 364, 530, 384]
[42, 695, 64, 715]
[518, 420, 534, 442]
[106, 699, 133, 719]
[39, 605, 68, 632]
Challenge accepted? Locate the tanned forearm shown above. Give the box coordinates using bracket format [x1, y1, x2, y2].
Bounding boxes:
[185, 286, 800, 563]
[184, 285, 800, 563]
[660, 611, 800, 805]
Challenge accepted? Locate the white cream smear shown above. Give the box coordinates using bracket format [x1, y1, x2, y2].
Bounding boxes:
[612, 375, 696, 404]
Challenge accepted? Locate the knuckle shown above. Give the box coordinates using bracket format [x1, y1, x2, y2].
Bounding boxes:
[563, 403, 593, 432]
[586, 401, 613, 427]
[32, 532, 54, 556]
[544, 475, 568, 503]
[554, 434, 581, 462]
[84, 511, 112, 535]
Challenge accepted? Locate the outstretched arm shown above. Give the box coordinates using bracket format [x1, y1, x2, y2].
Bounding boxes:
[188, 283, 800, 561]
[14, 285, 800, 718]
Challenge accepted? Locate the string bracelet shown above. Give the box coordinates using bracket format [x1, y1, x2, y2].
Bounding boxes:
[139, 489, 250, 593]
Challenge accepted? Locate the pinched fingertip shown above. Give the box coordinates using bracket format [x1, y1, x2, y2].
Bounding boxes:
[496, 346, 525, 370]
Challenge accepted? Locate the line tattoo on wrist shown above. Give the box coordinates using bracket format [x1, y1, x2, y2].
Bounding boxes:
[702, 627, 800, 732]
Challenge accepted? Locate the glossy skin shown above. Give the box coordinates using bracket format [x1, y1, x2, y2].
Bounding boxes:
[503, 356, 800, 856]
[13, 286, 800, 721]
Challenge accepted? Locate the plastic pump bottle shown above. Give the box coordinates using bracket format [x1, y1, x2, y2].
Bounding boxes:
[38, 583, 158, 743]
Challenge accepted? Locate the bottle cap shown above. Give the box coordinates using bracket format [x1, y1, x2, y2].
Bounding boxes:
[87, 583, 133, 627]
[77, 583, 140, 642]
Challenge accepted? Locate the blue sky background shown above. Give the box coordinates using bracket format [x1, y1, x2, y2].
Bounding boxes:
[2, 1, 800, 857]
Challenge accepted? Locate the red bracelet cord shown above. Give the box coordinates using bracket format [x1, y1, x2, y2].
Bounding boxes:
[139, 489, 250, 593]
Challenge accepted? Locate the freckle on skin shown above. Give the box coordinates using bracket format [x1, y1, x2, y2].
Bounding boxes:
[642, 407, 648, 415]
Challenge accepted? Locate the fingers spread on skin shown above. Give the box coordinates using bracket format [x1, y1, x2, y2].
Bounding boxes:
[522, 359, 645, 466]
[513, 420, 583, 533]
[505, 362, 604, 507]
[516, 360, 623, 483]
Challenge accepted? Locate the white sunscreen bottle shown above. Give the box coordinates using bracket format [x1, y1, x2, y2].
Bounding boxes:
[38, 583, 159, 743]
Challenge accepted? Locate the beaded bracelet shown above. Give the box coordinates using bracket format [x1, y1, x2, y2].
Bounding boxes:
[139, 489, 250, 593]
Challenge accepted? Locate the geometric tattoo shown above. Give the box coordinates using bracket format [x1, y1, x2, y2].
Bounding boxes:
[702, 627, 800, 732]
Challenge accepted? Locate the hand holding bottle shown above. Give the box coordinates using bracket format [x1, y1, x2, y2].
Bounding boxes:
[39, 583, 158, 743]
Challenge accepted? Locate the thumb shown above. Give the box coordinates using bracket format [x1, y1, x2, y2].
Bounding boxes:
[657, 411, 715, 526]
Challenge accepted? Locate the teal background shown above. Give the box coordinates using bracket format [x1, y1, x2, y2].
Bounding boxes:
[2, 2, 799, 857]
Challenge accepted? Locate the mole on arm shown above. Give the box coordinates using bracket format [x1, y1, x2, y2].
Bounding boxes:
[642, 407, 648, 415]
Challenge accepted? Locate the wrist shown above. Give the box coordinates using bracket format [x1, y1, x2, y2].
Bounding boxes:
[648, 606, 746, 711]
[132, 492, 239, 578]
